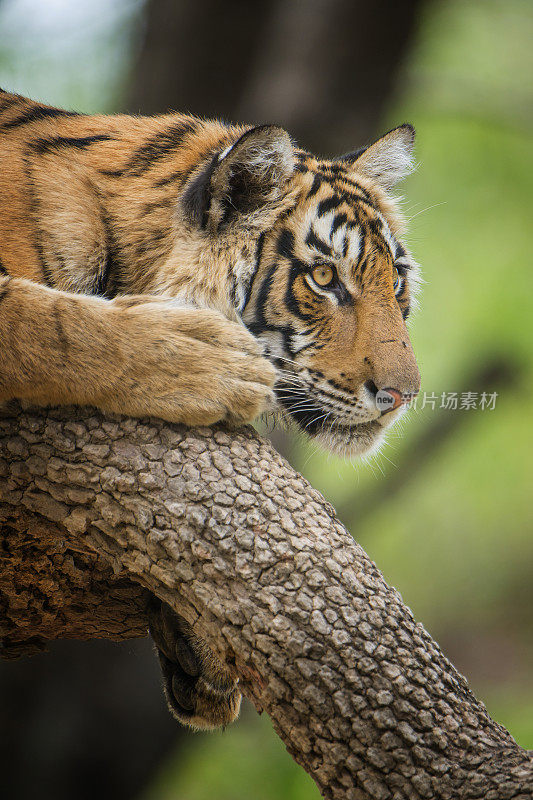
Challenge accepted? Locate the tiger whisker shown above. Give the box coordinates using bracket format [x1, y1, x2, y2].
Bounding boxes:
[281, 401, 323, 414]
[405, 201, 446, 222]
[274, 382, 303, 390]
[272, 355, 304, 370]
[301, 411, 331, 432]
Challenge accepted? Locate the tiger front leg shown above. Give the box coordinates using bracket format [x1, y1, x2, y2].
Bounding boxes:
[107, 296, 277, 426]
[0, 277, 276, 426]
[147, 597, 242, 730]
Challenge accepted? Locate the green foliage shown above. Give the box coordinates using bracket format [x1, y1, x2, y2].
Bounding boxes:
[142, 708, 320, 800]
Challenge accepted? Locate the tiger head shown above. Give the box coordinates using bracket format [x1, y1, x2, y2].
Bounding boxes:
[180, 124, 421, 456]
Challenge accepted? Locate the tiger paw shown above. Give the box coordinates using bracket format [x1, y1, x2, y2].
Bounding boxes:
[148, 598, 242, 730]
[107, 301, 276, 427]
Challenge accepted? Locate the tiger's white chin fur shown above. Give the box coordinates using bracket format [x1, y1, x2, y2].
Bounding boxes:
[321, 402, 409, 457]
[277, 401, 407, 458]
[314, 420, 387, 458]
[272, 375, 410, 457]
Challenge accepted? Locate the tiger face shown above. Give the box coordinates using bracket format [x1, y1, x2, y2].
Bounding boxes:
[182, 123, 421, 456]
[244, 138, 420, 456]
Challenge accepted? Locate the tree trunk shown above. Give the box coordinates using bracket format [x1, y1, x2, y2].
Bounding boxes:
[1, 404, 531, 799]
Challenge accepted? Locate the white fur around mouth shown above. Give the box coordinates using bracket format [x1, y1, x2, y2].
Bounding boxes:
[273, 373, 408, 456]
[315, 419, 385, 457]
[279, 395, 407, 456]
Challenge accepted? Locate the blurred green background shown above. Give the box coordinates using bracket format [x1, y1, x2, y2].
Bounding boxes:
[0, 1, 531, 798]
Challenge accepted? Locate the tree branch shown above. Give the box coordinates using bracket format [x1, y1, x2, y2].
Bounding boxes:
[0, 404, 531, 799]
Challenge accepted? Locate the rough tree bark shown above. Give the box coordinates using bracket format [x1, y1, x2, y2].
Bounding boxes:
[1, 404, 531, 800]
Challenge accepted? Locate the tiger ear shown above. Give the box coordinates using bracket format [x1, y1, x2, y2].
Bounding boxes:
[338, 124, 416, 189]
[182, 125, 294, 230]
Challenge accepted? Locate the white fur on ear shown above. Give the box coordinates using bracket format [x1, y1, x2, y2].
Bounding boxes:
[343, 125, 416, 189]
[182, 125, 294, 229]
[216, 125, 295, 190]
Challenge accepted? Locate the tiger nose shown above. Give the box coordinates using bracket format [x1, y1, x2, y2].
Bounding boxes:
[364, 382, 415, 414]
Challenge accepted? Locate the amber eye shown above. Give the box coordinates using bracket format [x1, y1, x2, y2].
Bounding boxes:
[311, 264, 335, 287]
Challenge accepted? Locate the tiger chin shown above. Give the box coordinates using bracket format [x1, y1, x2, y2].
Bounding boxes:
[0, 89, 421, 730]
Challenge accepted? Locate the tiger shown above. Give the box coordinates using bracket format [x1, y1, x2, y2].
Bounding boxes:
[0, 88, 421, 729]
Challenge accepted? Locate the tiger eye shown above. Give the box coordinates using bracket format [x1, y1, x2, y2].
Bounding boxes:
[312, 264, 334, 287]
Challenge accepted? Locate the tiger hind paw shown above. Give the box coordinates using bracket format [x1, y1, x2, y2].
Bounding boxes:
[148, 597, 241, 730]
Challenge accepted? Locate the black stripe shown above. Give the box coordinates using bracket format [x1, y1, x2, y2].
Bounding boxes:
[229, 266, 238, 309]
[0, 257, 8, 275]
[140, 197, 175, 215]
[182, 152, 219, 227]
[305, 228, 333, 257]
[246, 261, 297, 357]
[368, 217, 383, 235]
[99, 167, 123, 177]
[285, 260, 314, 322]
[275, 228, 320, 320]
[0, 95, 19, 114]
[153, 169, 183, 187]
[131, 229, 167, 259]
[307, 173, 322, 198]
[2, 105, 79, 130]
[335, 188, 375, 213]
[331, 213, 348, 234]
[332, 282, 352, 306]
[342, 235, 349, 258]
[25, 166, 55, 288]
[317, 195, 342, 216]
[124, 121, 198, 177]
[53, 307, 69, 355]
[96, 211, 123, 299]
[310, 169, 377, 211]
[241, 231, 266, 313]
[92, 249, 114, 298]
[335, 176, 375, 208]
[247, 263, 277, 337]
[338, 173, 373, 198]
[29, 134, 113, 154]
[395, 242, 407, 260]
[153, 141, 219, 188]
[276, 228, 295, 260]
